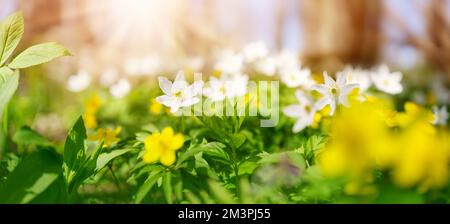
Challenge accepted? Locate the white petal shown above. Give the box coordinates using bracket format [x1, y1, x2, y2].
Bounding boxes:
[312, 84, 329, 96]
[283, 105, 303, 118]
[156, 95, 172, 106]
[341, 83, 359, 96]
[181, 97, 200, 107]
[329, 100, 336, 116]
[292, 119, 308, 133]
[323, 72, 335, 86]
[158, 77, 172, 95]
[191, 81, 204, 95]
[315, 98, 330, 111]
[295, 90, 308, 102]
[170, 105, 180, 113]
[175, 71, 185, 83]
[336, 73, 347, 87]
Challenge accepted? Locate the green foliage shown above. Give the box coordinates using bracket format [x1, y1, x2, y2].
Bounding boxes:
[0, 149, 62, 203]
[63, 117, 87, 189]
[0, 12, 24, 66]
[13, 126, 52, 146]
[0, 67, 18, 114]
[8, 42, 71, 69]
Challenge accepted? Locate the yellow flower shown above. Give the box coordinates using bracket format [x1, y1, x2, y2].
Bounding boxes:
[149, 98, 163, 114]
[392, 119, 449, 190]
[83, 113, 98, 129]
[83, 94, 101, 129]
[88, 127, 122, 147]
[318, 99, 450, 192]
[397, 102, 434, 128]
[143, 127, 184, 166]
[84, 94, 101, 115]
[319, 101, 389, 179]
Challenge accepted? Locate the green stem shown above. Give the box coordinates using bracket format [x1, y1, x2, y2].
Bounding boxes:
[108, 163, 122, 194]
[180, 116, 185, 133]
[229, 143, 240, 197]
[0, 103, 9, 159]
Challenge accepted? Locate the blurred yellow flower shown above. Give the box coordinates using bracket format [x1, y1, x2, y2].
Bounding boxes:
[143, 127, 184, 166]
[319, 101, 389, 179]
[84, 94, 101, 114]
[392, 117, 449, 190]
[396, 102, 434, 128]
[88, 127, 122, 147]
[83, 113, 98, 129]
[149, 98, 163, 114]
[83, 94, 101, 129]
[318, 100, 450, 192]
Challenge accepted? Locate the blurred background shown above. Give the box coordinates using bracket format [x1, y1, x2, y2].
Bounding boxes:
[1, 0, 450, 83]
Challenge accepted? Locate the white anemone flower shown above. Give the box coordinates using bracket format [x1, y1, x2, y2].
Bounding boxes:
[225, 73, 249, 97]
[100, 67, 119, 87]
[203, 76, 227, 102]
[156, 71, 204, 113]
[283, 90, 316, 133]
[67, 69, 91, 92]
[109, 79, 131, 99]
[280, 67, 315, 89]
[253, 56, 277, 76]
[214, 50, 243, 74]
[337, 66, 372, 92]
[432, 106, 448, 126]
[312, 72, 359, 116]
[203, 73, 249, 101]
[242, 41, 269, 63]
[371, 65, 403, 95]
[276, 50, 300, 72]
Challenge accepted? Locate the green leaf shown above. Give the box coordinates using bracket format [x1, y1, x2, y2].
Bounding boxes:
[29, 175, 68, 204]
[163, 172, 173, 204]
[230, 133, 246, 149]
[0, 67, 19, 114]
[67, 142, 104, 193]
[135, 171, 163, 203]
[0, 149, 62, 203]
[62, 117, 86, 186]
[12, 126, 52, 146]
[95, 148, 132, 172]
[238, 160, 258, 175]
[0, 12, 24, 66]
[177, 142, 228, 166]
[8, 42, 71, 69]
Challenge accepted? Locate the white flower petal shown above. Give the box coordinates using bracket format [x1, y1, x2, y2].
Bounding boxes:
[312, 84, 329, 96]
[283, 105, 304, 118]
[292, 119, 308, 133]
[323, 72, 335, 86]
[315, 98, 330, 111]
[158, 76, 172, 95]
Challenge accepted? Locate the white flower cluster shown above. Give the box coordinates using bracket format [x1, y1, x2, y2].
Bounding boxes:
[66, 55, 205, 99]
[283, 63, 404, 133]
[156, 71, 249, 113]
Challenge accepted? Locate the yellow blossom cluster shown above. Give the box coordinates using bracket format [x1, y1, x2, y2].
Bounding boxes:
[318, 99, 450, 193]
